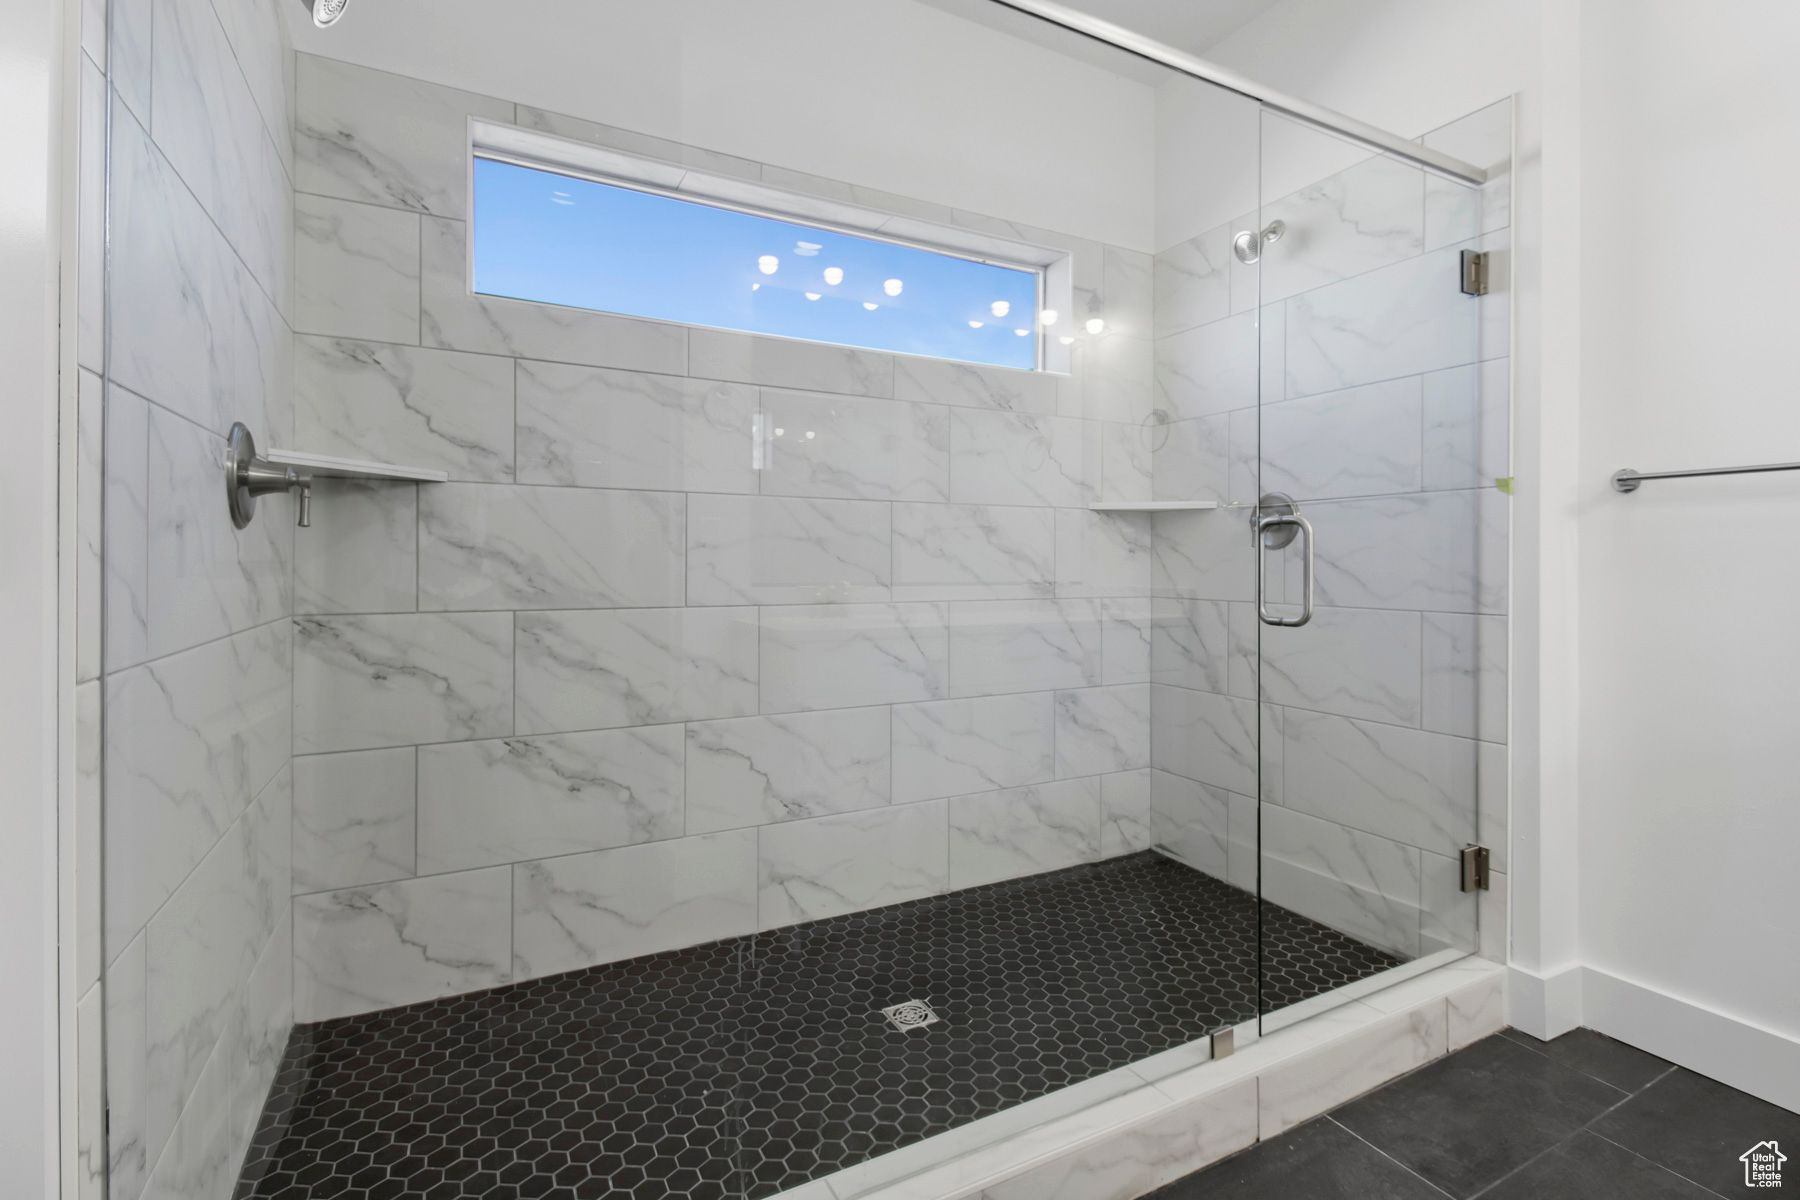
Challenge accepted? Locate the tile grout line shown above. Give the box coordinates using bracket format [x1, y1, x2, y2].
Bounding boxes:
[1324, 1115, 1460, 1200]
[1462, 1064, 1681, 1200]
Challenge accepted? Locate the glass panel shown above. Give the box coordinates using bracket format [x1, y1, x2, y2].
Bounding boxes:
[1254, 110, 1490, 1028]
[472, 157, 1044, 369]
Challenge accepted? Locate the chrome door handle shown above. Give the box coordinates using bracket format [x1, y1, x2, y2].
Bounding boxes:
[1257, 513, 1315, 628]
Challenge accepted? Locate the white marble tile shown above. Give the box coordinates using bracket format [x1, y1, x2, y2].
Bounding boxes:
[1281, 708, 1478, 856]
[1285, 245, 1482, 398]
[1478, 741, 1507, 871]
[223, 917, 293, 1191]
[418, 725, 684, 872]
[949, 599, 1101, 697]
[1480, 869, 1508, 962]
[1062, 332, 1156, 424]
[1257, 1005, 1447, 1136]
[688, 494, 890, 605]
[422, 216, 687, 374]
[760, 603, 949, 712]
[293, 748, 416, 892]
[1101, 597, 1153, 685]
[686, 708, 890, 833]
[950, 410, 1098, 507]
[894, 357, 1056, 416]
[512, 829, 758, 980]
[145, 407, 294, 659]
[294, 867, 512, 1022]
[104, 620, 289, 948]
[110, 95, 288, 439]
[1422, 612, 1509, 743]
[1150, 685, 1259, 797]
[689, 328, 893, 397]
[75, 681, 101, 993]
[1419, 851, 1480, 957]
[76, 978, 103, 1200]
[515, 607, 758, 733]
[1154, 226, 1232, 338]
[891, 693, 1054, 804]
[1295, 490, 1505, 615]
[1100, 420, 1155, 504]
[143, 768, 287, 1162]
[208, 0, 292, 169]
[294, 613, 513, 753]
[104, 934, 148, 1200]
[1259, 607, 1423, 727]
[1102, 245, 1155, 340]
[294, 479, 418, 615]
[1226, 791, 1259, 891]
[758, 801, 948, 927]
[1447, 970, 1507, 1050]
[1101, 769, 1153, 857]
[152, 0, 291, 311]
[102, 382, 150, 672]
[1152, 413, 1230, 503]
[296, 53, 512, 217]
[1154, 311, 1259, 421]
[1424, 100, 1513, 250]
[1150, 770, 1229, 879]
[949, 778, 1101, 889]
[77, 58, 104, 374]
[1262, 804, 1423, 958]
[1260, 377, 1424, 501]
[419, 483, 685, 611]
[516, 361, 755, 493]
[977, 1076, 1258, 1200]
[824, 1069, 1149, 1200]
[1055, 685, 1151, 777]
[1260, 153, 1426, 304]
[1150, 598, 1231, 693]
[513, 105, 763, 181]
[1055, 509, 1151, 599]
[891, 502, 1054, 602]
[295, 193, 420, 343]
[1423, 359, 1511, 491]
[1151, 508, 1256, 603]
[758, 389, 949, 502]
[295, 337, 516, 482]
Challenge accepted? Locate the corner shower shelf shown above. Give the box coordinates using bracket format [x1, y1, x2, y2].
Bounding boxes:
[1088, 500, 1221, 513]
[264, 449, 449, 483]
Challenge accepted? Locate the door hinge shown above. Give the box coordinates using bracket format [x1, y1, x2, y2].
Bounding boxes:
[1211, 1027, 1235, 1060]
[1460, 249, 1490, 296]
[1460, 844, 1492, 893]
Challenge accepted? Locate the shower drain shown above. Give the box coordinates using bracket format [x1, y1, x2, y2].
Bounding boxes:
[880, 1000, 941, 1032]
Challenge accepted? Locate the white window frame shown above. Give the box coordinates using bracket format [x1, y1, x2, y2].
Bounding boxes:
[468, 119, 1073, 374]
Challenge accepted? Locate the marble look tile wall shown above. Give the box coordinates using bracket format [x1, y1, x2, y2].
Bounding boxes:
[86, 1, 300, 1198]
[1148, 102, 1512, 966]
[286, 54, 1163, 1021]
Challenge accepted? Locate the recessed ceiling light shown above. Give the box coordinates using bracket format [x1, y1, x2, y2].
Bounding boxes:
[757, 255, 779, 276]
[1085, 316, 1106, 335]
[991, 300, 1011, 318]
[884, 279, 904, 297]
[823, 266, 844, 286]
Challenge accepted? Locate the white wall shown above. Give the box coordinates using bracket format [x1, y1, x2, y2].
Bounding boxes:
[1575, 0, 1800, 1108]
[289, 0, 1159, 250]
[0, 0, 65, 1192]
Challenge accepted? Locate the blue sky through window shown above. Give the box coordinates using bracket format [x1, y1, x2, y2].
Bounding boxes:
[472, 158, 1042, 371]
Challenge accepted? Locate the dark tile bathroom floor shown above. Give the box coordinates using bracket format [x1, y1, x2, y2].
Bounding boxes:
[233, 851, 1401, 1200]
[1153, 1027, 1800, 1199]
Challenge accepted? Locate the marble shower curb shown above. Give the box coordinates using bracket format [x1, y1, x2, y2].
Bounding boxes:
[779, 956, 1507, 1200]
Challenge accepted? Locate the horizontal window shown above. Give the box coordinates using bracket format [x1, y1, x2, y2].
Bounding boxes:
[471, 157, 1044, 371]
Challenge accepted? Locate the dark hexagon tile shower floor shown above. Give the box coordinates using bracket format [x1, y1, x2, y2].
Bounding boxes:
[234, 852, 1401, 1200]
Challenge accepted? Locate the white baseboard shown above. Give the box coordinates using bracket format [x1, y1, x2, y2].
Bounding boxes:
[1582, 965, 1800, 1113]
[1505, 962, 1583, 1039]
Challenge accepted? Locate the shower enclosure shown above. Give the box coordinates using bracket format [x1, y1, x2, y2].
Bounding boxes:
[78, 0, 1508, 1195]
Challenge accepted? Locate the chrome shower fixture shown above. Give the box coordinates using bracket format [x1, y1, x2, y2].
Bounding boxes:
[298, 0, 349, 28]
[1232, 220, 1286, 265]
[225, 423, 312, 529]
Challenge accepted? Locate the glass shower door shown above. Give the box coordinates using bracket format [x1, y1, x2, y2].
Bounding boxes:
[1252, 110, 1497, 1025]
